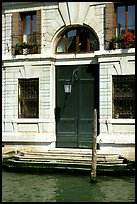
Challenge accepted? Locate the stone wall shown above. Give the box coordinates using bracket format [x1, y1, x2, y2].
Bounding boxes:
[2, 2, 135, 158]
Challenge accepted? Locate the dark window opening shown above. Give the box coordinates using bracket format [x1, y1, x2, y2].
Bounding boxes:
[18, 78, 39, 118]
[78, 28, 88, 52]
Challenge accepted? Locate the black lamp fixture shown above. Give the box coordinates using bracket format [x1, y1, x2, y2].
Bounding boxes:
[64, 69, 79, 94]
[64, 80, 72, 93]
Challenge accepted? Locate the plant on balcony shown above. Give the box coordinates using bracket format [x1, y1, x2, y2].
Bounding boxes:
[121, 32, 135, 48]
[15, 42, 38, 55]
[110, 32, 135, 49]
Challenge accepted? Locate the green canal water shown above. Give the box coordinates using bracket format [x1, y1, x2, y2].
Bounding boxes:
[2, 170, 135, 202]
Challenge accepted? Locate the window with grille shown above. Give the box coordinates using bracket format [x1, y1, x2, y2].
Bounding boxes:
[112, 75, 135, 119]
[18, 78, 39, 118]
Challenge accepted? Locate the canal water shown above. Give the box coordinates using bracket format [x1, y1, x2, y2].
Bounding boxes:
[2, 170, 135, 202]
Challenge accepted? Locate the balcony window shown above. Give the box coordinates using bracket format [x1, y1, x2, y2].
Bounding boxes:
[12, 11, 41, 55]
[112, 75, 135, 119]
[22, 12, 36, 42]
[116, 4, 135, 36]
[107, 3, 135, 49]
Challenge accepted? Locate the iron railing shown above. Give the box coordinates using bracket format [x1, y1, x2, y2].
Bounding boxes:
[13, 33, 41, 55]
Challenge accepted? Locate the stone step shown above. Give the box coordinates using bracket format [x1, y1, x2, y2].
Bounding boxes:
[21, 150, 121, 158]
[13, 157, 124, 164]
[11, 150, 124, 165]
[7, 158, 126, 167]
[3, 149, 134, 174]
[3, 149, 123, 163]
[14, 155, 123, 162]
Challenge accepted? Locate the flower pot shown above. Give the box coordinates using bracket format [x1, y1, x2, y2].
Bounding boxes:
[23, 48, 29, 55]
[30, 48, 35, 54]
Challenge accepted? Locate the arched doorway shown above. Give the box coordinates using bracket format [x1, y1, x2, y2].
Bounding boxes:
[55, 26, 99, 148]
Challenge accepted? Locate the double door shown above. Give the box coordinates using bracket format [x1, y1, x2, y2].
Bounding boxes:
[55, 65, 99, 148]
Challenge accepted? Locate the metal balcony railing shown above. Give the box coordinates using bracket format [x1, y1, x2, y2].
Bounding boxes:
[13, 33, 41, 55]
[14, 45, 39, 55]
[108, 30, 135, 50]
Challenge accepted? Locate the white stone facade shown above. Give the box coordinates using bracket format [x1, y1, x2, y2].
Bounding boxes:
[2, 2, 135, 160]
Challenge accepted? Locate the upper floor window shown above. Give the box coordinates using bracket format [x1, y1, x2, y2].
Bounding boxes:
[12, 10, 41, 55]
[22, 12, 37, 44]
[56, 26, 99, 53]
[115, 4, 135, 36]
[109, 3, 135, 49]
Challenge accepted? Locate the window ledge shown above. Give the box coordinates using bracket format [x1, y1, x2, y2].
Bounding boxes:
[99, 119, 135, 124]
[109, 119, 135, 124]
[3, 119, 53, 123]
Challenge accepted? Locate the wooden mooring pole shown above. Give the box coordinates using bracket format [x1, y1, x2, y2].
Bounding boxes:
[90, 109, 97, 182]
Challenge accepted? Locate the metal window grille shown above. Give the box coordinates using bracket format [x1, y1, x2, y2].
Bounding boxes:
[18, 78, 39, 118]
[112, 75, 135, 118]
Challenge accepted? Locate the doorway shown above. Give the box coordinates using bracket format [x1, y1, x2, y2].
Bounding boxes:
[55, 65, 99, 148]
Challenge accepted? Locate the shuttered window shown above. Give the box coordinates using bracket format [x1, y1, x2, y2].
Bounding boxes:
[105, 3, 115, 49]
[12, 10, 41, 55]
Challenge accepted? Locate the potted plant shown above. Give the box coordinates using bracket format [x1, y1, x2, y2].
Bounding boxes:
[121, 32, 135, 48]
[15, 42, 26, 55]
[110, 35, 125, 49]
[29, 42, 38, 54]
[110, 32, 135, 49]
[15, 42, 38, 55]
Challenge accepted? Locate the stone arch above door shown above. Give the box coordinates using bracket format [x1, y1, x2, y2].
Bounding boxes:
[43, 2, 105, 54]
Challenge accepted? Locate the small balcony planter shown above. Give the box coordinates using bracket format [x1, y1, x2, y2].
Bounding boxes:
[120, 32, 135, 48]
[109, 32, 135, 49]
[15, 42, 38, 55]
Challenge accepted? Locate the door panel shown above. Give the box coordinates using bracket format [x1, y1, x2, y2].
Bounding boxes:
[56, 69, 78, 147]
[78, 70, 94, 148]
[56, 65, 99, 148]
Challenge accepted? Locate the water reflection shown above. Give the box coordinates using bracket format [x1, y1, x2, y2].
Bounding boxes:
[2, 170, 135, 202]
[55, 174, 105, 202]
[98, 176, 135, 202]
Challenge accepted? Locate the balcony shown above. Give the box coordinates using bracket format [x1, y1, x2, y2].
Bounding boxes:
[108, 32, 135, 50]
[14, 42, 39, 55]
[13, 32, 41, 55]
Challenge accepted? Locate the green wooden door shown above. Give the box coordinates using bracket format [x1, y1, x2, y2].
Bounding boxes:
[55, 65, 99, 148]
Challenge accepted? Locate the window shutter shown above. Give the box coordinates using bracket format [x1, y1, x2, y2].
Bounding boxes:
[12, 12, 23, 54]
[105, 3, 115, 49]
[36, 10, 41, 54]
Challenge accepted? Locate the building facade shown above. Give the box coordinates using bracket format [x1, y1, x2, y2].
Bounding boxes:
[2, 2, 135, 159]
